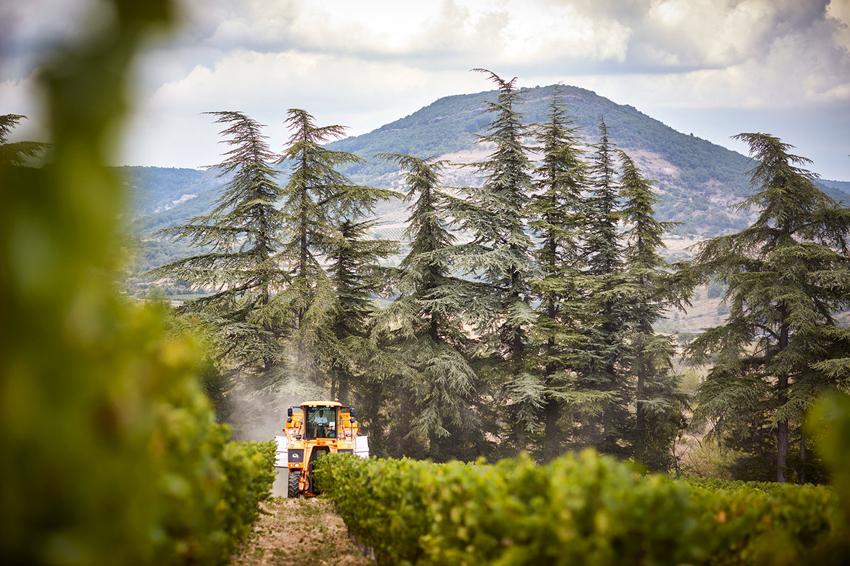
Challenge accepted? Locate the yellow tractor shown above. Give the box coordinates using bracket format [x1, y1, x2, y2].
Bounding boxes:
[276, 400, 369, 498]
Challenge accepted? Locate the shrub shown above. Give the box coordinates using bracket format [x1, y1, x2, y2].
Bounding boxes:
[805, 393, 850, 564]
[687, 480, 837, 565]
[317, 450, 842, 565]
[315, 456, 431, 562]
[219, 441, 276, 550]
[0, 0, 275, 563]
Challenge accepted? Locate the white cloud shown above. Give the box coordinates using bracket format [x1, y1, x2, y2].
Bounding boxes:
[564, 12, 850, 111]
[179, 0, 632, 66]
[2, 0, 849, 175]
[828, 0, 850, 50]
[123, 49, 483, 166]
[151, 50, 433, 114]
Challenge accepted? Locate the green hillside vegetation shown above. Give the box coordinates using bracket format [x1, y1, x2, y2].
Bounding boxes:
[331, 84, 849, 232]
[0, 3, 275, 563]
[334, 85, 844, 182]
[337, 84, 748, 184]
[125, 85, 850, 287]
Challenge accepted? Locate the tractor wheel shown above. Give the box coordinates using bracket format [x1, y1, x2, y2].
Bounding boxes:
[287, 471, 301, 498]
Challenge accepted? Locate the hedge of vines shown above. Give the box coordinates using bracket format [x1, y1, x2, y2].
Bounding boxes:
[0, 0, 276, 563]
[316, 446, 847, 565]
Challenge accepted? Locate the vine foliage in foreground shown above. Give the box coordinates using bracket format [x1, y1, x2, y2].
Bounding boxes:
[0, 1, 275, 563]
[317, 449, 844, 565]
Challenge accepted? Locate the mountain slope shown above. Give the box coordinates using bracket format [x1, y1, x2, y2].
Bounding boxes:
[332, 84, 848, 235]
[125, 83, 850, 273]
[125, 166, 224, 233]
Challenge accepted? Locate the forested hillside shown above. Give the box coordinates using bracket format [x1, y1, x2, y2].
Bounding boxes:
[337, 84, 756, 232]
[127, 84, 850, 268]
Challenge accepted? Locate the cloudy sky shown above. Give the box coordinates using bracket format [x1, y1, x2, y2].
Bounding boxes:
[2, 0, 850, 178]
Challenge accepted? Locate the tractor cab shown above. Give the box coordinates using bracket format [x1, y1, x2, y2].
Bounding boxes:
[304, 404, 338, 439]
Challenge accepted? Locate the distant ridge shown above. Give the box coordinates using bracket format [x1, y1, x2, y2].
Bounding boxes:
[125, 84, 850, 275]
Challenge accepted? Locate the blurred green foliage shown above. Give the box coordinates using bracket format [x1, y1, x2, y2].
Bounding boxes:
[805, 393, 850, 563]
[0, 0, 273, 563]
[808, 394, 850, 511]
[317, 450, 844, 565]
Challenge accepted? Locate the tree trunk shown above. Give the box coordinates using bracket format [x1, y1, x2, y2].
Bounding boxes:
[428, 315, 439, 342]
[542, 397, 561, 461]
[776, 417, 789, 483]
[296, 129, 310, 329]
[361, 382, 384, 456]
[635, 371, 646, 460]
[508, 262, 525, 359]
[431, 431, 452, 463]
[776, 319, 790, 483]
[634, 320, 651, 463]
[775, 369, 789, 483]
[338, 373, 350, 406]
[799, 426, 807, 484]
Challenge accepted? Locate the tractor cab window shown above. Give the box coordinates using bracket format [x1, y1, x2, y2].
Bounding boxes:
[304, 406, 337, 439]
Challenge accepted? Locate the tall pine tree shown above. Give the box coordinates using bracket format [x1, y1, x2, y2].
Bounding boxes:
[585, 118, 621, 278]
[449, 69, 538, 449]
[685, 133, 850, 482]
[618, 150, 686, 470]
[151, 111, 284, 370]
[582, 117, 629, 455]
[326, 217, 397, 405]
[527, 95, 602, 460]
[373, 154, 481, 460]
[275, 109, 396, 383]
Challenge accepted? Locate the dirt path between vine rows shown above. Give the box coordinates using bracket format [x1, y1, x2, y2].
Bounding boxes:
[231, 497, 371, 565]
